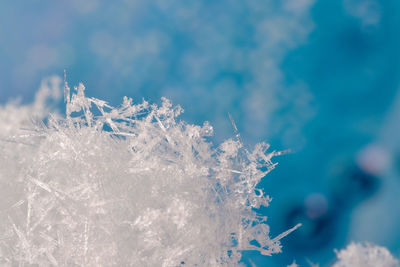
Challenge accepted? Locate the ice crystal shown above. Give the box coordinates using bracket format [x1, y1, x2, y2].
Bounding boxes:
[333, 242, 399, 267]
[287, 260, 298, 267]
[0, 78, 298, 266]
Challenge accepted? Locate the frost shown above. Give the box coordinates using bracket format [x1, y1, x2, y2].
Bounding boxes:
[287, 260, 298, 267]
[0, 78, 298, 266]
[333, 242, 399, 267]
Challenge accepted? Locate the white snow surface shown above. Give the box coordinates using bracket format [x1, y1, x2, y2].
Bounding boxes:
[0, 77, 294, 266]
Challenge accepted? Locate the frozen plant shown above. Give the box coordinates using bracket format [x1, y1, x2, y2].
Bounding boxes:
[0, 78, 299, 266]
[332, 242, 399, 267]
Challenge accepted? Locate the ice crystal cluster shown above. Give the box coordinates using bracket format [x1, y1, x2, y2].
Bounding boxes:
[0, 77, 297, 266]
[333, 242, 399, 267]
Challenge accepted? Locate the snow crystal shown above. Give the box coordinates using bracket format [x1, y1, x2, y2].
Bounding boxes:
[0, 78, 298, 266]
[333, 242, 399, 267]
[287, 260, 298, 267]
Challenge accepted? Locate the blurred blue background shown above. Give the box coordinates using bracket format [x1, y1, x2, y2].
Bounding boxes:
[1, 0, 400, 266]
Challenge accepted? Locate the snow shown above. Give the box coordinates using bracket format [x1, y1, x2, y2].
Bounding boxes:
[333, 242, 399, 267]
[0, 77, 295, 266]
